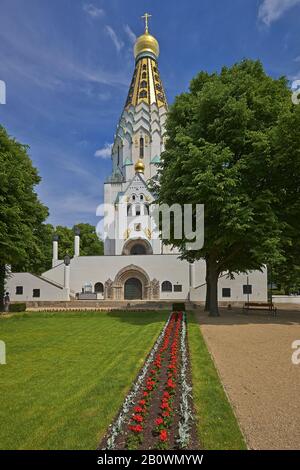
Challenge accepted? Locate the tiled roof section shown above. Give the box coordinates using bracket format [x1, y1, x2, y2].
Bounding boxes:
[125, 57, 167, 109]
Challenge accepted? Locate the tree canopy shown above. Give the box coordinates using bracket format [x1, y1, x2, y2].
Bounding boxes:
[155, 59, 298, 315]
[13, 223, 104, 274]
[0, 126, 48, 308]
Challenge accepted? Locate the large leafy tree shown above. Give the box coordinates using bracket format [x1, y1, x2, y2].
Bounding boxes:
[0, 126, 48, 309]
[155, 60, 293, 316]
[270, 105, 300, 294]
[13, 223, 104, 274]
[55, 223, 104, 260]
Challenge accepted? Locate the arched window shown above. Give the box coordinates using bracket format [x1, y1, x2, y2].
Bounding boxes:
[139, 137, 144, 158]
[127, 204, 133, 216]
[139, 90, 147, 99]
[162, 281, 172, 292]
[142, 72, 147, 79]
[140, 194, 144, 201]
[94, 282, 104, 294]
[140, 80, 147, 89]
[135, 205, 141, 216]
[142, 64, 147, 70]
[117, 145, 120, 166]
[130, 243, 146, 255]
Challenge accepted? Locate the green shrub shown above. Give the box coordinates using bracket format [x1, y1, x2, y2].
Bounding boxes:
[9, 303, 26, 312]
[172, 302, 185, 311]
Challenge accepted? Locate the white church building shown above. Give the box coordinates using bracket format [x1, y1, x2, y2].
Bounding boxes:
[6, 16, 267, 306]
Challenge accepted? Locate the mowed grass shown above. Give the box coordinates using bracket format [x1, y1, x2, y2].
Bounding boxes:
[188, 312, 247, 450]
[0, 310, 168, 450]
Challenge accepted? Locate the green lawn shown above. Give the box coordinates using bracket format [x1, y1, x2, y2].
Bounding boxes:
[0, 310, 168, 450]
[188, 312, 247, 450]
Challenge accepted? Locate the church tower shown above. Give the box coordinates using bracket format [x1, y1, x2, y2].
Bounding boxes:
[104, 14, 169, 256]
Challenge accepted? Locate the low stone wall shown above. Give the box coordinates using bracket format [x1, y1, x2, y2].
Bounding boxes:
[272, 295, 300, 304]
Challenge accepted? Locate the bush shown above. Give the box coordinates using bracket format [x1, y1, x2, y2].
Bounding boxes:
[172, 302, 185, 311]
[9, 303, 26, 312]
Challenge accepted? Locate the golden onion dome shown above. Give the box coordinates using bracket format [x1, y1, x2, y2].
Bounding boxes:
[135, 159, 145, 173]
[134, 31, 159, 59]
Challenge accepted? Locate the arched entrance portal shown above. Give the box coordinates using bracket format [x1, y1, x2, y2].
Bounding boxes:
[130, 243, 146, 255]
[105, 265, 160, 301]
[122, 238, 153, 255]
[124, 278, 143, 300]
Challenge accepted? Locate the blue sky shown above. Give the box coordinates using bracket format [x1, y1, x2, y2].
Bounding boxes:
[0, 0, 300, 229]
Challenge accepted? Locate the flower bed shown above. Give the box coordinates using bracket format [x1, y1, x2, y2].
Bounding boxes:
[100, 312, 198, 450]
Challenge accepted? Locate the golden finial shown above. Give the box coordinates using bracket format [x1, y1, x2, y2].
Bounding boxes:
[135, 159, 145, 173]
[142, 12, 152, 33]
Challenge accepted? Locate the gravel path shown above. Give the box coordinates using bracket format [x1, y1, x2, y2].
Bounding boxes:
[196, 308, 300, 450]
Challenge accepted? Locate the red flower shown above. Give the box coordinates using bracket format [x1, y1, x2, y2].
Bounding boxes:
[161, 402, 170, 410]
[129, 424, 143, 433]
[134, 406, 144, 413]
[139, 399, 146, 406]
[162, 411, 170, 417]
[163, 392, 170, 399]
[143, 392, 148, 397]
[132, 414, 143, 423]
[160, 429, 168, 442]
[167, 378, 176, 389]
[155, 417, 164, 426]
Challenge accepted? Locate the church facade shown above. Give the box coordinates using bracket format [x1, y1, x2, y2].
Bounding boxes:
[6, 17, 267, 305]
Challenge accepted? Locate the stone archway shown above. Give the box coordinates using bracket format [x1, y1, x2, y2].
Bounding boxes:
[124, 278, 143, 300]
[112, 264, 151, 300]
[122, 238, 153, 255]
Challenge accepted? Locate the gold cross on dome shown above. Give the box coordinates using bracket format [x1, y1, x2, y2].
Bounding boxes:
[142, 13, 152, 33]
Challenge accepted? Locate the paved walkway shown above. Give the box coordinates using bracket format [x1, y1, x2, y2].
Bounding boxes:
[197, 308, 300, 449]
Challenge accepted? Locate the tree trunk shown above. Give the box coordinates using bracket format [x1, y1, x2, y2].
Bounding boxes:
[207, 256, 220, 317]
[205, 260, 210, 312]
[0, 264, 6, 312]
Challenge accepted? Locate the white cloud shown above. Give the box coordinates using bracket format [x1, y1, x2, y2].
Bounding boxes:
[83, 3, 105, 19]
[94, 143, 112, 159]
[124, 24, 136, 44]
[258, 0, 300, 26]
[105, 25, 124, 52]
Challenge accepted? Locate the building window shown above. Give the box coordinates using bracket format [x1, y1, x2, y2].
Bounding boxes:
[174, 284, 182, 292]
[140, 80, 147, 89]
[142, 71, 147, 79]
[117, 145, 120, 166]
[94, 282, 104, 294]
[33, 289, 40, 298]
[134, 223, 141, 231]
[222, 288, 231, 298]
[139, 90, 147, 99]
[243, 284, 252, 295]
[135, 205, 141, 216]
[142, 64, 147, 70]
[140, 194, 144, 201]
[162, 281, 172, 292]
[139, 137, 144, 158]
[16, 286, 23, 295]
